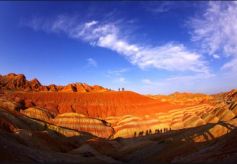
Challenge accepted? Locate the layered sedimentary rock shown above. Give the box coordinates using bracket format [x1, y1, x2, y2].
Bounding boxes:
[224, 89, 237, 101]
[0, 105, 88, 137]
[1, 73, 237, 163]
[20, 107, 54, 122]
[1, 73, 237, 140]
[0, 73, 109, 93]
[60, 83, 108, 93]
[108, 104, 209, 138]
[2, 99, 237, 164]
[109, 103, 237, 138]
[0, 98, 23, 112]
[112, 115, 163, 138]
[6, 91, 185, 118]
[53, 113, 114, 138]
[0, 73, 44, 91]
[149, 92, 213, 106]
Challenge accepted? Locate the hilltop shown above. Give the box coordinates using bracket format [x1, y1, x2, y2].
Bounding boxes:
[0, 73, 108, 92]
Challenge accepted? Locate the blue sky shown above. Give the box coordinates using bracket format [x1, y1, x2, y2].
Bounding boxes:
[1, 1, 237, 94]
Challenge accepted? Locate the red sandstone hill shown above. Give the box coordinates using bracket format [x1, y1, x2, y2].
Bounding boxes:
[0, 73, 109, 92]
[5, 91, 184, 118]
[1, 89, 237, 163]
[0, 73, 207, 118]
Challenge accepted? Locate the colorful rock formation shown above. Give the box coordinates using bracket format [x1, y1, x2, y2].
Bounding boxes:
[0, 73, 109, 93]
[1, 73, 237, 163]
[149, 92, 213, 105]
[53, 113, 114, 138]
[4, 91, 185, 119]
[20, 107, 54, 122]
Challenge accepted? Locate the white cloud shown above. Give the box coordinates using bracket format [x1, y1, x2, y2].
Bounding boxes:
[142, 79, 153, 85]
[166, 72, 215, 81]
[213, 54, 220, 59]
[106, 68, 128, 84]
[142, 72, 214, 87]
[222, 58, 237, 72]
[26, 16, 209, 73]
[145, 2, 174, 13]
[140, 72, 216, 94]
[107, 68, 129, 76]
[86, 58, 97, 67]
[135, 43, 207, 72]
[189, 1, 237, 71]
[85, 20, 98, 28]
[118, 77, 126, 83]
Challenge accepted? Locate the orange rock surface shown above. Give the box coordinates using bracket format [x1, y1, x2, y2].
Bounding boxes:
[5, 91, 185, 118]
[53, 113, 114, 138]
[0, 73, 109, 93]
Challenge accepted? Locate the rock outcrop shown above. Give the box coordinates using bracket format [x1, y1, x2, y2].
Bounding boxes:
[53, 113, 114, 138]
[0, 73, 40, 91]
[0, 73, 109, 93]
[59, 83, 107, 92]
[0, 98, 22, 112]
[149, 92, 213, 106]
[20, 107, 54, 122]
[5, 91, 184, 118]
[109, 103, 237, 138]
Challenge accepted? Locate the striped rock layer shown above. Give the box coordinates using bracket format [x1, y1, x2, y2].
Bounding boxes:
[20, 107, 54, 122]
[5, 91, 186, 118]
[107, 103, 236, 138]
[0, 73, 108, 92]
[53, 113, 114, 138]
[10, 101, 236, 139]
